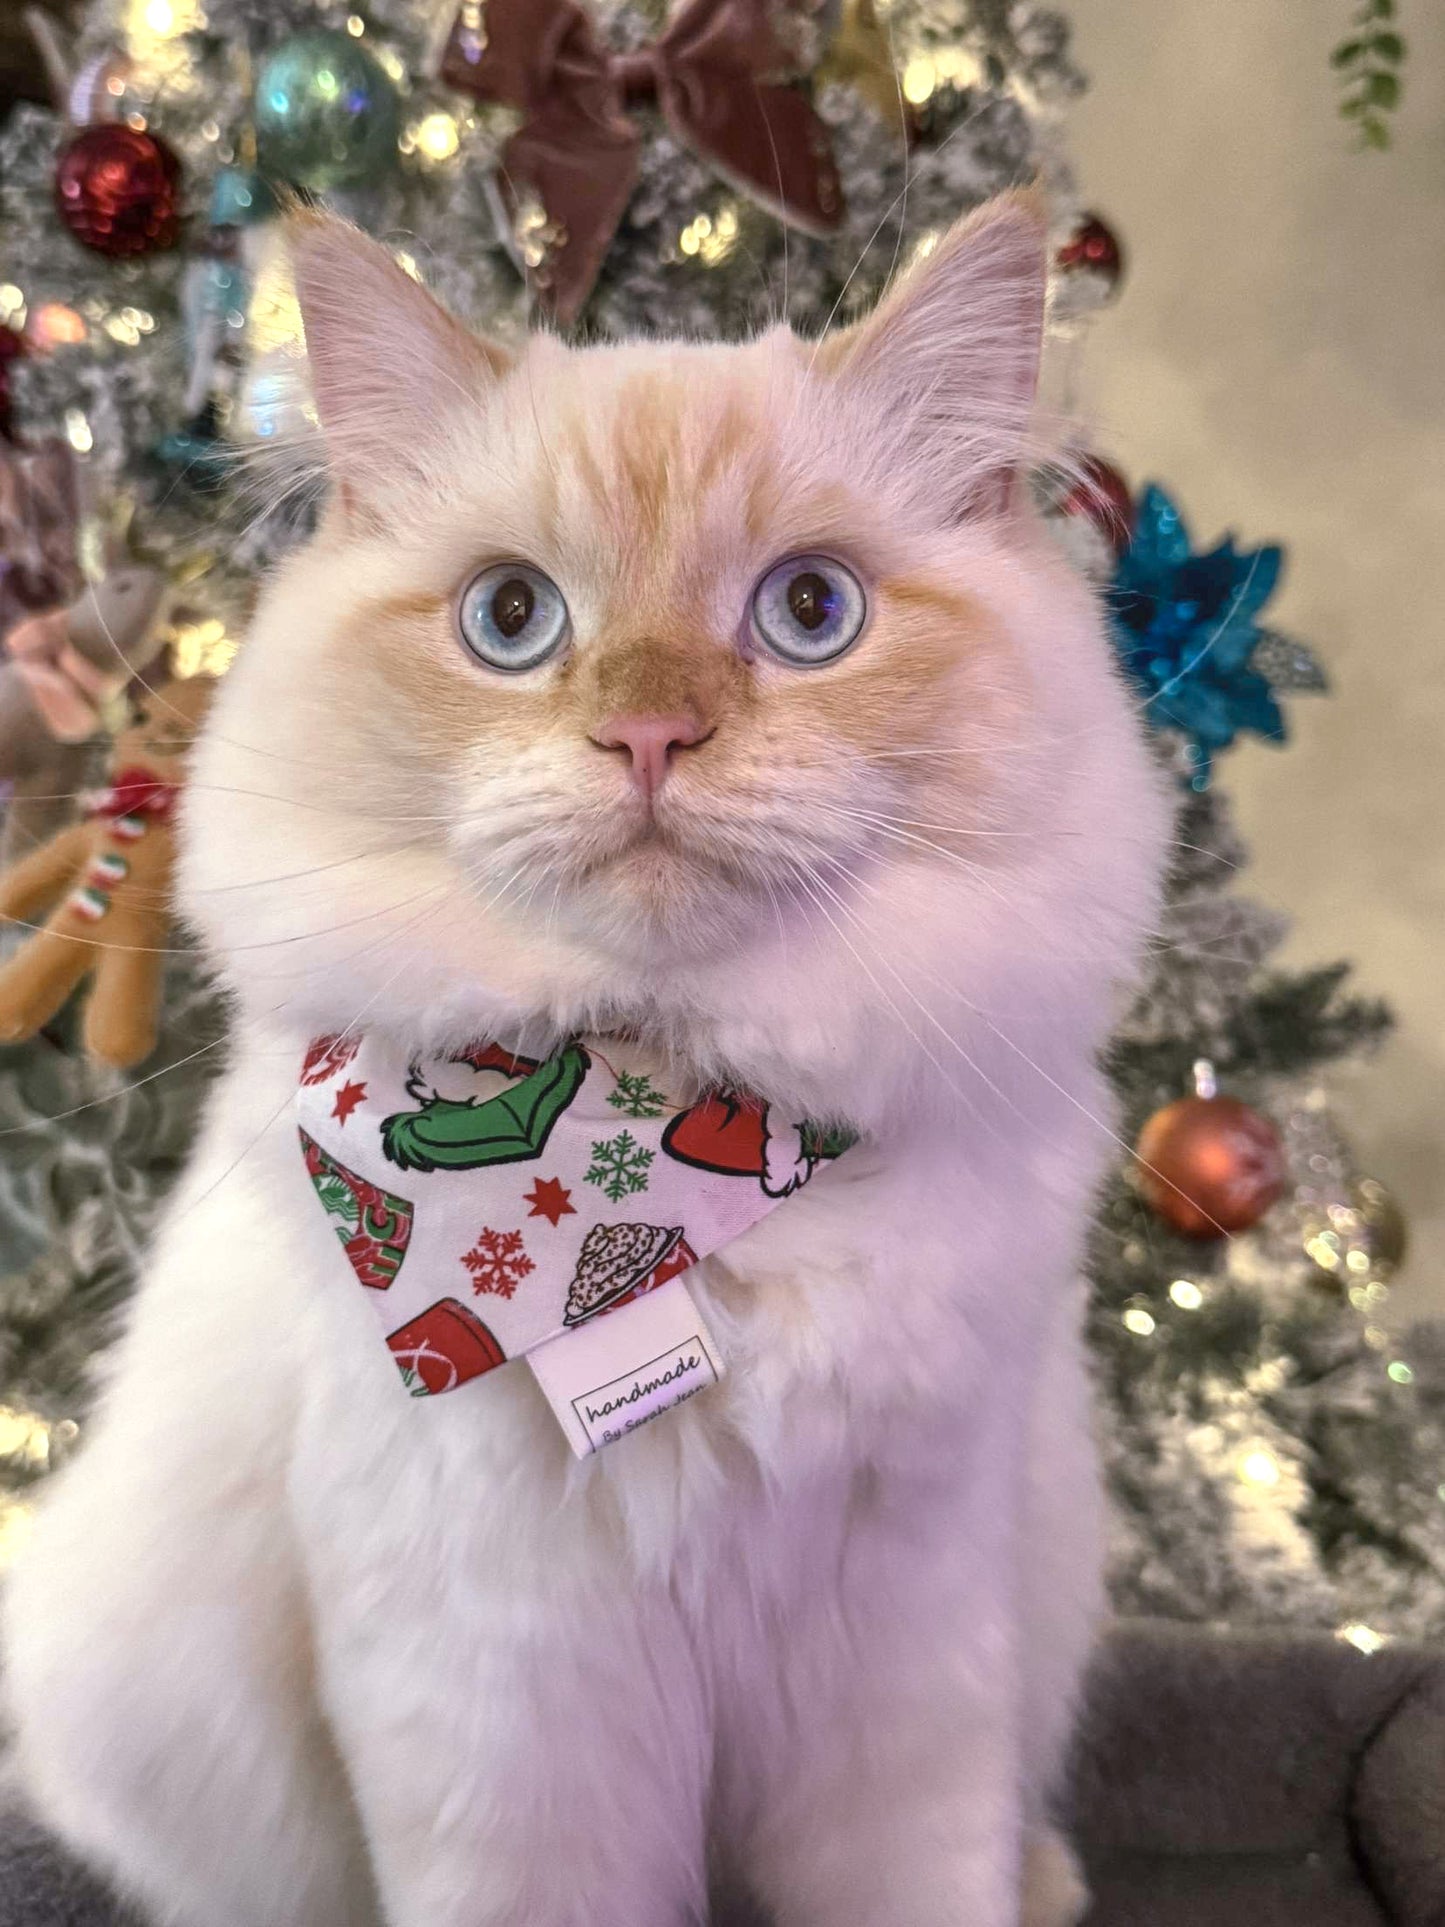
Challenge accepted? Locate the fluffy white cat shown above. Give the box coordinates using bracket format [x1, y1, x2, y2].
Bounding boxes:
[3, 192, 1169, 1926]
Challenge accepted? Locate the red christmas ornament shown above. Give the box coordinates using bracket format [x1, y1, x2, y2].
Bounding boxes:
[54, 124, 181, 258]
[1135, 1093, 1286, 1239]
[1056, 212, 1124, 295]
[1058, 455, 1135, 556]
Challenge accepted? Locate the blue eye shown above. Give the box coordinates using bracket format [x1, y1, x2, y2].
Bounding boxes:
[751, 554, 867, 667]
[457, 563, 569, 672]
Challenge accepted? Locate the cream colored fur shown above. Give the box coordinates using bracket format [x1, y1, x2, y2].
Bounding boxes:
[3, 197, 1169, 1926]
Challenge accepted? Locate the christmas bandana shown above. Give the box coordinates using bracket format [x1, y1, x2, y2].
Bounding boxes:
[296, 1033, 852, 1442]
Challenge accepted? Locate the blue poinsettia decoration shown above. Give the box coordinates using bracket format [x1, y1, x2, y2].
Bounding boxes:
[1109, 484, 1288, 788]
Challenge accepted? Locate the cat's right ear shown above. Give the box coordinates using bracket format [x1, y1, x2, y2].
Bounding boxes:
[290, 211, 510, 525]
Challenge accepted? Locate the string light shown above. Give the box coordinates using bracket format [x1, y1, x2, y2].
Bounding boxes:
[124, 0, 205, 84]
[900, 47, 982, 104]
[1238, 1450, 1280, 1487]
[1169, 1279, 1204, 1310]
[33, 302, 86, 346]
[1337, 1623, 1388, 1655]
[679, 207, 740, 265]
[64, 407, 93, 453]
[0, 1408, 80, 1566]
[1305, 1231, 1341, 1271]
[0, 1405, 54, 1465]
[409, 112, 460, 163]
[0, 1502, 33, 1570]
[167, 617, 236, 678]
[899, 57, 932, 103]
[1122, 1306, 1155, 1336]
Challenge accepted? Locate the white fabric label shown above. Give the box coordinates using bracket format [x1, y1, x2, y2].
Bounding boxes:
[527, 1275, 724, 1457]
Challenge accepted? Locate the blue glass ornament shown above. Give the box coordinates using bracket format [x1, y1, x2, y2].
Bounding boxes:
[1109, 484, 1289, 789]
[253, 31, 401, 194]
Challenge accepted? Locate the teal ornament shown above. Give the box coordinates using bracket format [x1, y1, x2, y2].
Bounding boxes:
[253, 31, 401, 193]
[1110, 484, 1294, 790]
[207, 165, 274, 228]
[180, 170, 275, 415]
[184, 254, 247, 351]
[152, 401, 235, 494]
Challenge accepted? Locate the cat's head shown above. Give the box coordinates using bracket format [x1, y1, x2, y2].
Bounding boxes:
[181, 194, 1168, 1126]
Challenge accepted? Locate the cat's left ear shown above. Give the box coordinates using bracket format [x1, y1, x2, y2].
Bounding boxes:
[290, 211, 511, 524]
[817, 188, 1047, 520]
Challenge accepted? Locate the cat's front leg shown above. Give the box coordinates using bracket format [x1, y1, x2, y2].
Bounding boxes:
[321, 1585, 714, 1927]
[732, 1431, 1033, 1927]
[294, 1386, 714, 1927]
[740, 1626, 1022, 1927]
[3, 1135, 379, 1927]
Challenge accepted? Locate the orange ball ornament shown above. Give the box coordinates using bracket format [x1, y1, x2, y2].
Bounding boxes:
[1135, 1094, 1285, 1239]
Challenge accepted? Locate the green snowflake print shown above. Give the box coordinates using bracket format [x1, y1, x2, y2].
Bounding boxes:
[585, 1130, 655, 1202]
[607, 1071, 669, 1119]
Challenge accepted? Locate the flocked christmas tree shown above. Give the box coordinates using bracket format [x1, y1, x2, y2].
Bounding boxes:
[0, 0, 1438, 1632]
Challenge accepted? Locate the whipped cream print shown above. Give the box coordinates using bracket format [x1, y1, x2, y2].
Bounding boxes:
[294, 1030, 850, 1443]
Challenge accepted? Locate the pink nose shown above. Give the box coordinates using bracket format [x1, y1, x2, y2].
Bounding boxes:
[593, 712, 706, 801]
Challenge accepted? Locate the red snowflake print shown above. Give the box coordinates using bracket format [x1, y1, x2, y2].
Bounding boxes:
[331, 1079, 367, 1124]
[524, 1176, 576, 1227]
[302, 1034, 361, 1085]
[461, 1227, 536, 1300]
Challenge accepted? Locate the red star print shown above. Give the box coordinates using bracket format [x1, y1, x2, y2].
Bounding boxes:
[331, 1080, 367, 1124]
[524, 1176, 575, 1227]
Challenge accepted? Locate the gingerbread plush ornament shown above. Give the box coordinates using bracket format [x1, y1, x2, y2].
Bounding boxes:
[0, 675, 214, 1067]
[0, 431, 171, 864]
[0, 565, 169, 784]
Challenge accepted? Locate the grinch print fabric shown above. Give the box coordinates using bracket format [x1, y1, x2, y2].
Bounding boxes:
[296, 1032, 852, 1410]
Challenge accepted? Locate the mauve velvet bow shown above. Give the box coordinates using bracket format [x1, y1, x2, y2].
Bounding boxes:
[440, 0, 844, 325]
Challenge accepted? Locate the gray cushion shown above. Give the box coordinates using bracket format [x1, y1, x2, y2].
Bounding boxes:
[1070, 1619, 1445, 1927]
[4, 1619, 1444, 1926]
[0, 1809, 138, 1927]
